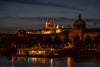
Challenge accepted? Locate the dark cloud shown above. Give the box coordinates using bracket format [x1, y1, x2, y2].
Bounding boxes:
[1, 0, 85, 11]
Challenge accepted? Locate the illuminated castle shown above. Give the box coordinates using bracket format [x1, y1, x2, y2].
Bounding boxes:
[2, 14, 100, 49]
[45, 17, 57, 29]
[18, 14, 100, 47]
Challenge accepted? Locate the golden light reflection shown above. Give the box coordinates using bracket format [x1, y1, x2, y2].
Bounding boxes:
[11, 56, 15, 67]
[11, 56, 14, 64]
[42, 58, 46, 64]
[31, 57, 37, 62]
[50, 58, 53, 67]
[31, 57, 46, 64]
[17, 57, 27, 61]
[67, 57, 71, 67]
[11, 65, 14, 67]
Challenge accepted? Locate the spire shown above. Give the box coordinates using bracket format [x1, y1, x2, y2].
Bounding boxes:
[62, 25, 64, 28]
[79, 13, 81, 19]
[52, 19, 54, 24]
[56, 24, 59, 29]
[47, 17, 49, 22]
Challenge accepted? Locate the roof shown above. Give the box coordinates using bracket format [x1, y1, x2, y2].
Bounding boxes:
[86, 28, 100, 33]
[74, 14, 86, 26]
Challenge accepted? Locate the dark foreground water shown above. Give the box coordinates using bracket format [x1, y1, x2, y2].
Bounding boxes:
[0, 56, 100, 67]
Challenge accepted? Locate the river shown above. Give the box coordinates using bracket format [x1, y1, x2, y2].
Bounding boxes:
[0, 56, 100, 67]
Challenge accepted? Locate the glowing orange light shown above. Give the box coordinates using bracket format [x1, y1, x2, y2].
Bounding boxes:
[38, 51, 41, 54]
[11, 56, 14, 64]
[67, 57, 71, 67]
[11, 65, 14, 67]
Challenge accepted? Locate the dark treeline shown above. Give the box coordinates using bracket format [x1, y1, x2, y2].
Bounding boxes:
[0, 35, 69, 49]
[0, 33, 100, 50]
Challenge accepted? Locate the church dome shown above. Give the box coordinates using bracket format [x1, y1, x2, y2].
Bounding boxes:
[73, 14, 86, 29]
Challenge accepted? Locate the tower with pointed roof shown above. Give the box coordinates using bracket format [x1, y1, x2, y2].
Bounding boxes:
[45, 17, 57, 29]
[45, 17, 50, 29]
[52, 19, 54, 24]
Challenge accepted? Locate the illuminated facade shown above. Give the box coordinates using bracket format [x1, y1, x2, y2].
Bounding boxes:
[45, 17, 57, 29]
[17, 14, 100, 46]
[2, 14, 100, 49]
[19, 17, 64, 35]
[69, 14, 100, 45]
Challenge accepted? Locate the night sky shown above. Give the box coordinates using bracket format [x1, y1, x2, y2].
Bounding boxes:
[0, 0, 100, 33]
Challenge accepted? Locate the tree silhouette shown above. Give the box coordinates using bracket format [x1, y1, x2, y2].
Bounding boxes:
[1, 37, 6, 48]
[64, 36, 69, 46]
[85, 35, 91, 45]
[45, 36, 53, 47]
[73, 34, 87, 50]
[73, 34, 80, 49]
[37, 36, 44, 46]
[54, 35, 61, 47]
[28, 37, 34, 48]
[94, 34, 100, 46]
[73, 34, 80, 43]
[21, 37, 27, 48]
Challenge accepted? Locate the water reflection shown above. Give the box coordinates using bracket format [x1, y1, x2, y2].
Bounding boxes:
[30, 57, 46, 64]
[11, 65, 14, 67]
[16, 57, 54, 67]
[50, 58, 53, 67]
[11, 56, 15, 67]
[27, 57, 30, 63]
[17, 57, 27, 61]
[67, 57, 71, 67]
[0, 56, 100, 67]
[11, 56, 14, 64]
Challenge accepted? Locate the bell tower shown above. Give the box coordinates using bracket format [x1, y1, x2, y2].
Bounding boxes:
[52, 19, 54, 24]
[45, 17, 50, 29]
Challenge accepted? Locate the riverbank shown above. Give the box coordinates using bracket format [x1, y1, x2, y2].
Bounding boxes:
[1, 48, 100, 58]
[58, 48, 100, 57]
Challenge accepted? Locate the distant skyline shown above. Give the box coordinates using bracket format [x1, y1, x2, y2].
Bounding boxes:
[0, 0, 100, 33]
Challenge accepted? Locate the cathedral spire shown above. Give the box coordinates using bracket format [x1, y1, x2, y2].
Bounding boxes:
[56, 24, 59, 29]
[52, 19, 54, 24]
[62, 25, 64, 28]
[47, 17, 49, 22]
[79, 13, 81, 19]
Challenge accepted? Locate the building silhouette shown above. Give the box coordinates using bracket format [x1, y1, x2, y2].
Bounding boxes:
[69, 14, 100, 45]
[45, 17, 57, 29]
[1, 14, 100, 49]
[16, 14, 100, 48]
